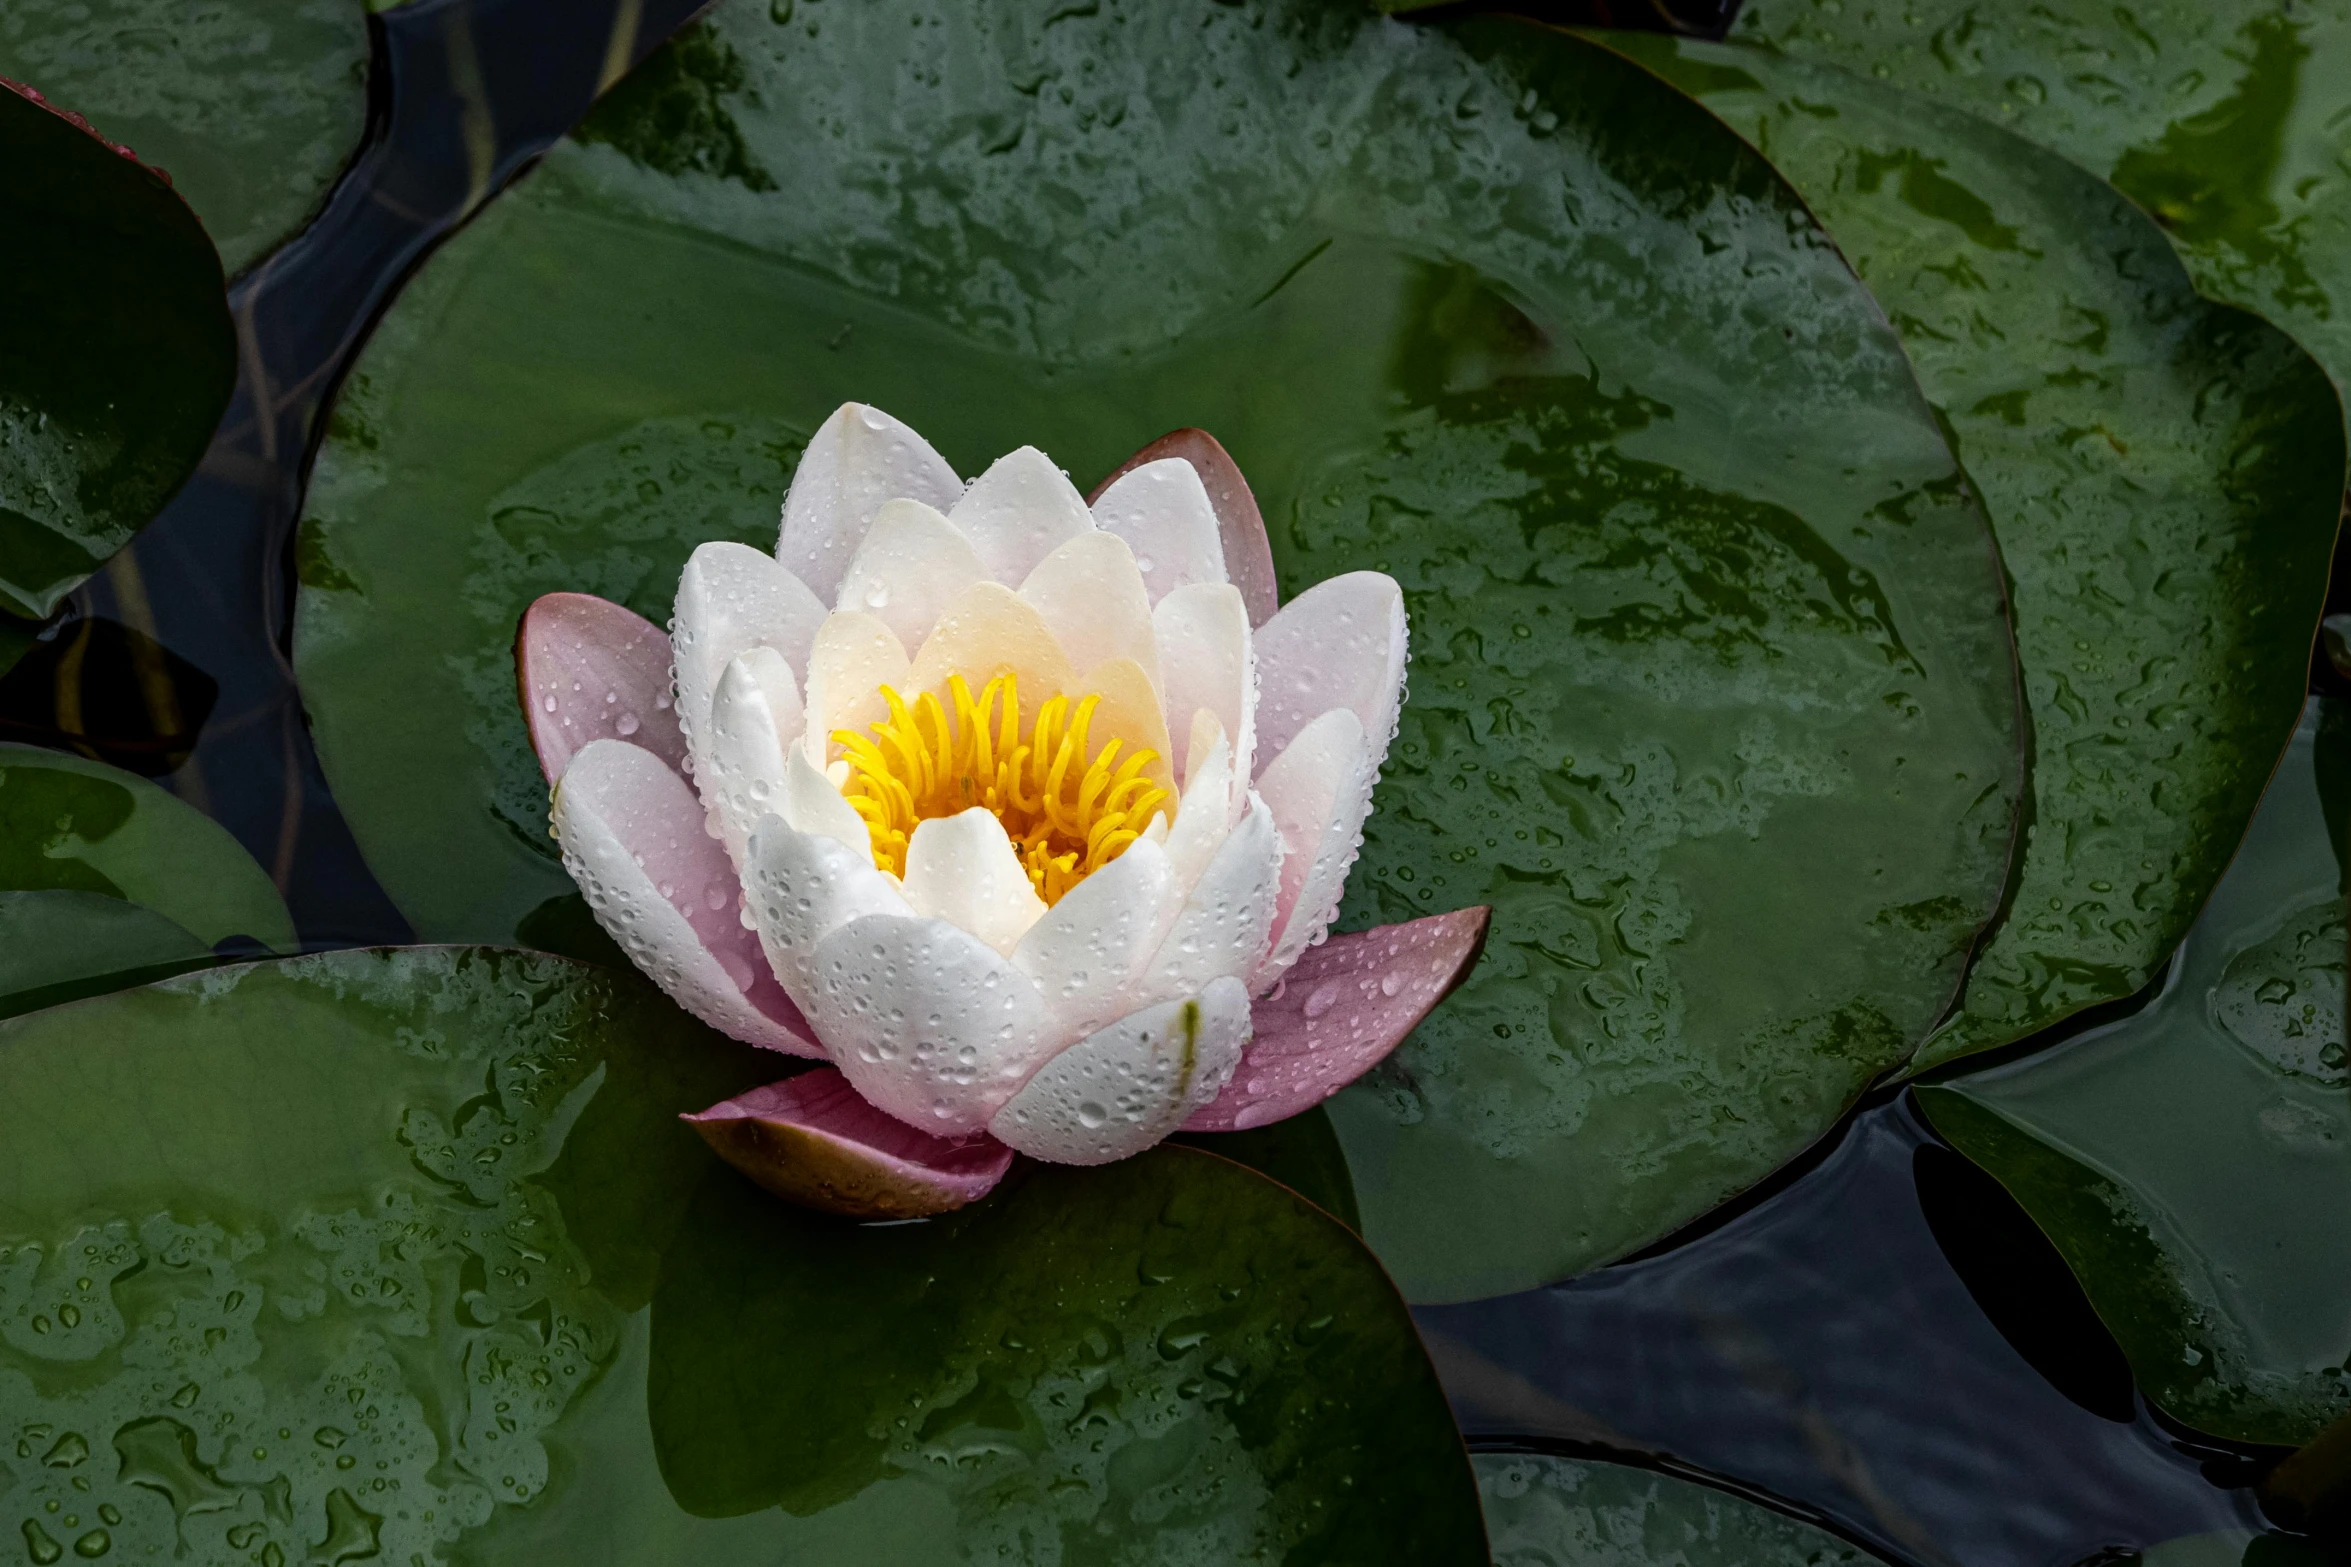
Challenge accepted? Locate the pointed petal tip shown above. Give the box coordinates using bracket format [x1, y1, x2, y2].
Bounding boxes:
[516, 592, 684, 784]
[1087, 428, 1278, 627]
[1183, 904, 1490, 1134]
[687, 1069, 1014, 1219]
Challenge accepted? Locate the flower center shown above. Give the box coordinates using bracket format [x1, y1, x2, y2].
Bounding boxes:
[833, 673, 1172, 904]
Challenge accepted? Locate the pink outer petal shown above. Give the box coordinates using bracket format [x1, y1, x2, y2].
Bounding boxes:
[685, 1068, 1014, 1219]
[1087, 429, 1278, 628]
[1182, 905, 1490, 1133]
[517, 593, 685, 784]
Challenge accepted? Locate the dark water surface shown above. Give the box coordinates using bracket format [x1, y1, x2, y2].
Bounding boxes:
[2, 0, 2314, 1560]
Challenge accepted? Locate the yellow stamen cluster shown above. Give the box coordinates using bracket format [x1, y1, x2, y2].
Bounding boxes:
[834, 673, 1172, 904]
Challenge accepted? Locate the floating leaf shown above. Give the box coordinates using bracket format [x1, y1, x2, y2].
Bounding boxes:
[1611, 35, 2344, 1069]
[0, 889, 210, 1021]
[1919, 699, 2351, 1447]
[293, 0, 2021, 1300]
[0, 743, 293, 975]
[0, 82, 235, 617]
[0, 0, 372, 275]
[1736, 0, 2351, 433]
[1476, 1452, 1895, 1567]
[0, 948, 1481, 1560]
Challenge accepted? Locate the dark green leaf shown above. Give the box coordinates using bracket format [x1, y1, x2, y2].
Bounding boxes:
[1611, 36, 2345, 1068]
[0, 742, 293, 956]
[294, 0, 2021, 1300]
[0, 0, 371, 276]
[0, 889, 211, 1021]
[1919, 698, 2351, 1447]
[0, 84, 236, 616]
[1174, 1107, 1361, 1233]
[1476, 1452, 1895, 1567]
[0, 948, 1481, 1560]
[1736, 0, 2351, 435]
[649, 1148, 1484, 1558]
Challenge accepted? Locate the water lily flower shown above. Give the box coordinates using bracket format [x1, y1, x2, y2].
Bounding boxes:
[519, 405, 1487, 1217]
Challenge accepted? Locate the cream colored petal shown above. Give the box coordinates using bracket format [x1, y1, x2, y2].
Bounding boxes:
[1090, 457, 1228, 604]
[988, 979, 1250, 1165]
[1011, 837, 1176, 1040]
[1138, 793, 1280, 1004]
[673, 542, 827, 766]
[742, 813, 912, 1005]
[1076, 656, 1175, 803]
[555, 740, 822, 1057]
[1253, 708, 1374, 992]
[1252, 571, 1408, 777]
[947, 445, 1094, 585]
[835, 498, 989, 652]
[1160, 714, 1235, 896]
[899, 807, 1050, 957]
[1018, 529, 1158, 685]
[777, 403, 964, 603]
[779, 747, 875, 865]
[798, 610, 910, 767]
[907, 580, 1077, 727]
[1152, 581, 1253, 794]
[700, 649, 803, 867]
[807, 912, 1058, 1136]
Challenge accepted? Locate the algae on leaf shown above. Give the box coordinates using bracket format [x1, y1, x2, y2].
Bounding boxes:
[296, 0, 2022, 1301]
[1614, 35, 2344, 1070]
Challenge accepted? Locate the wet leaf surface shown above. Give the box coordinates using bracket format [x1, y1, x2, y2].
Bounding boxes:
[0, 84, 235, 617]
[1613, 35, 2344, 1069]
[0, 744, 293, 989]
[1736, 0, 2351, 434]
[1920, 698, 2351, 1447]
[1476, 1452, 1894, 1567]
[0, 948, 1482, 1562]
[0, 0, 372, 276]
[295, 0, 2020, 1300]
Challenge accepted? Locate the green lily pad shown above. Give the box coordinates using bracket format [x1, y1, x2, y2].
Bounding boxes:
[0, 947, 1484, 1561]
[1610, 35, 2344, 1071]
[0, 743, 293, 957]
[0, 0, 372, 277]
[293, 0, 2021, 1300]
[1735, 0, 2351, 433]
[0, 889, 212, 1021]
[1918, 697, 2351, 1447]
[0, 83, 236, 618]
[1476, 1452, 1894, 1567]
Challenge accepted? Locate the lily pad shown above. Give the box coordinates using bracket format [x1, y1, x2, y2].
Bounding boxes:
[1735, 0, 2351, 432]
[293, 0, 2021, 1300]
[0, 947, 1483, 1561]
[1611, 35, 2344, 1070]
[1918, 697, 2351, 1447]
[1476, 1452, 1895, 1567]
[0, 82, 236, 618]
[0, 889, 212, 1021]
[0, 0, 372, 276]
[0, 743, 294, 955]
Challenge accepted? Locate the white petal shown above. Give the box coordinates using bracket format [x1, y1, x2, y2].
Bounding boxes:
[1019, 529, 1159, 687]
[807, 912, 1056, 1135]
[948, 445, 1094, 585]
[1161, 714, 1234, 893]
[834, 498, 989, 652]
[1251, 571, 1407, 777]
[1141, 793, 1280, 1003]
[1091, 457, 1228, 603]
[554, 740, 821, 1056]
[742, 814, 911, 1002]
[700, 649, 802, 865]
[798, 610, 910, 766]
[779, 747, 875, 864]
[777, 403, 964, 603]
[1011, 837, 1176, 1038]
[906, 581, 1077, 729]
[673, 542, 827, 767]
[899, 808, 1050, 957]
[1152, 581, 1254, 793]
[1253, 708, 1374, 991]
[988, 979, 1250, 1165]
